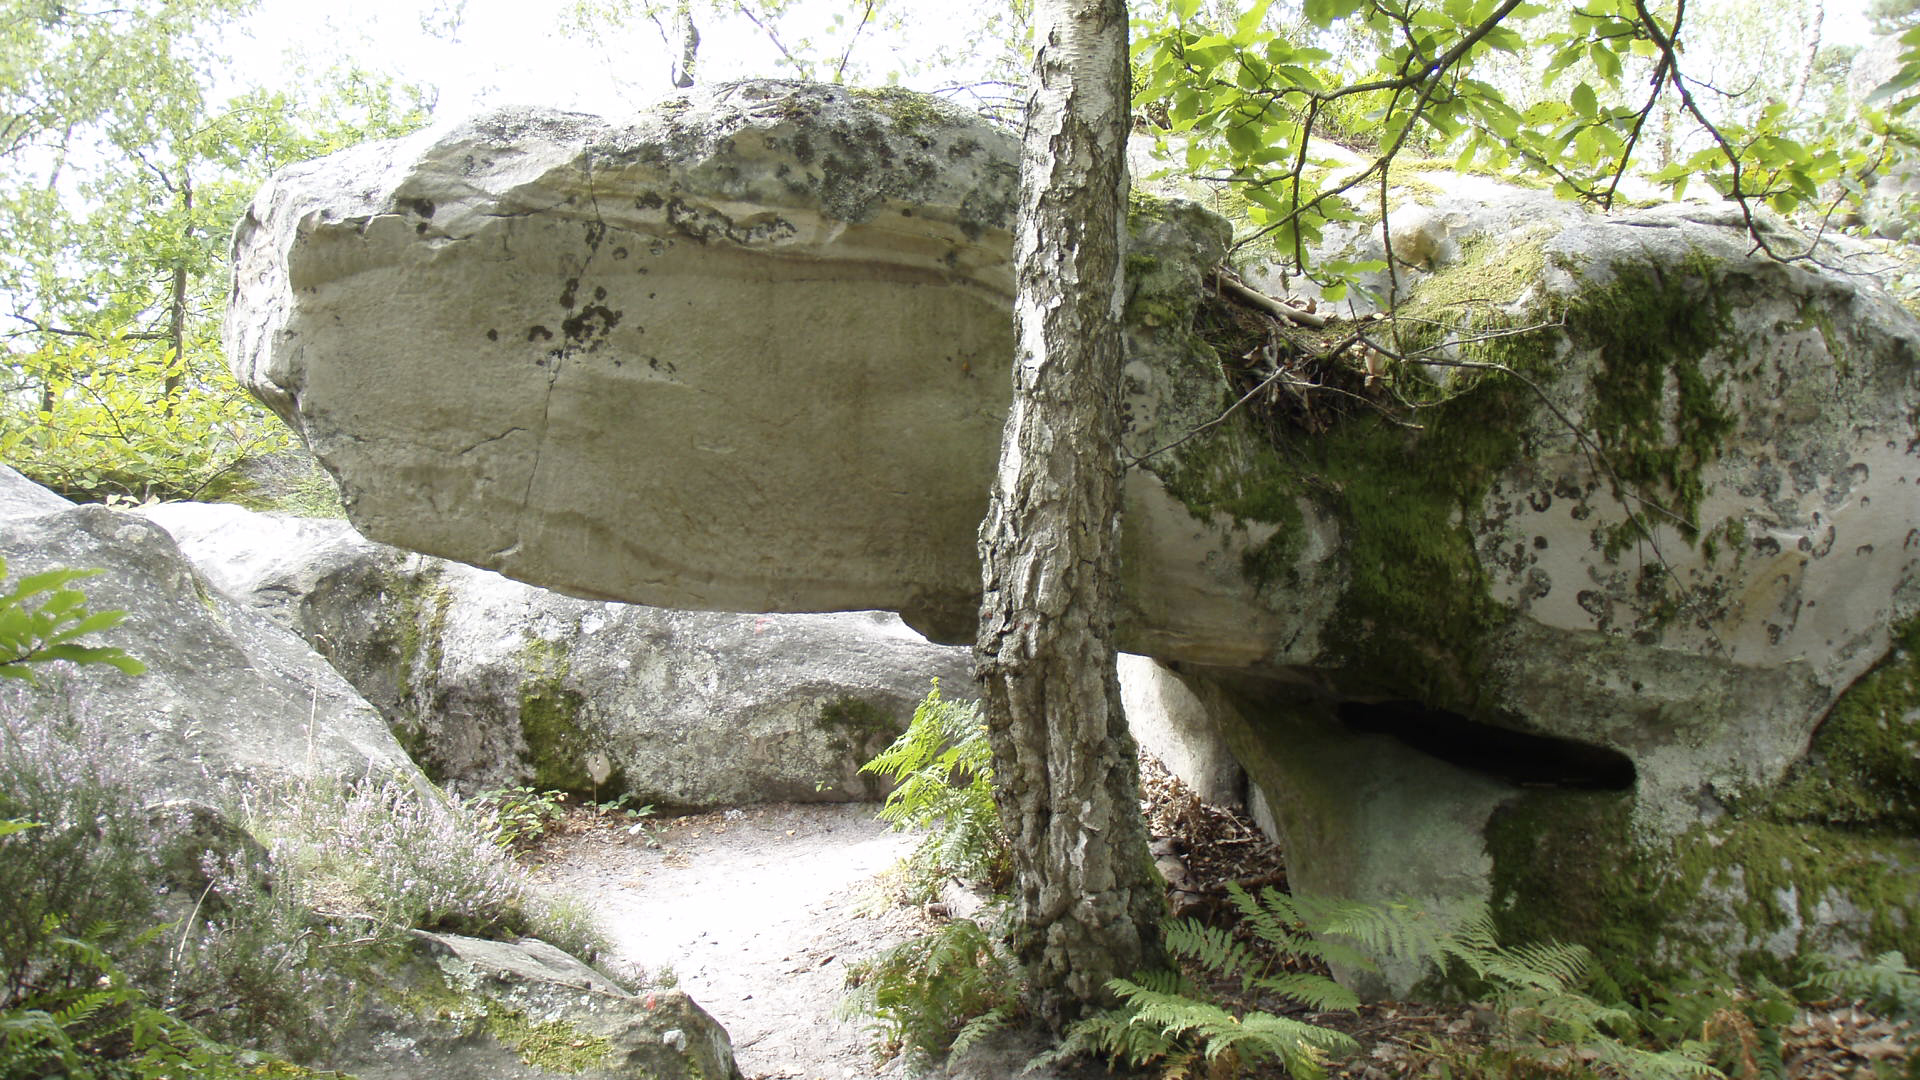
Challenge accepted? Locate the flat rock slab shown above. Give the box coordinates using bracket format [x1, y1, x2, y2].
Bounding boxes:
[229, 81, 1020, 630]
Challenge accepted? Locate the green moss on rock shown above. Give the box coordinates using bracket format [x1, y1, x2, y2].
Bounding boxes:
[385, 568, 455, 777]
[1564, 252, 1736, 553]
[1770, 616, 1920, 832]
[485, 1010, 615, 1073]
[845, 85, 962, 138]
[1487, 625, 1920, 992]
[517, 634, 616, 797]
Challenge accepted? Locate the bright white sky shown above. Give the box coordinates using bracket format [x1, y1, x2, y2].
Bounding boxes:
[224, 0, 1882, 124]
[223, 0, 1009, 119]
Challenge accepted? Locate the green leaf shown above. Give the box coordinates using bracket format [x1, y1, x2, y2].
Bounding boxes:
[1589, 42, 1622, 82]
[1303, 0, 1366, 29]
[1570, 82, 1598, 117]
[1233, 0, 1275, 41]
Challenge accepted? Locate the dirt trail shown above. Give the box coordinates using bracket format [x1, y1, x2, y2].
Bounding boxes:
[530, 802, 928, 1080]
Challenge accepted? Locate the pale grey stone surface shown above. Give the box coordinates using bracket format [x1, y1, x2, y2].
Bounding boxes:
[1117, 654, 1245, 807]
[226, 81, 1299, 668]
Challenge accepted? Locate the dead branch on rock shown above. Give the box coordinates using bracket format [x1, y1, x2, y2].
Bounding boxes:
[1214, 269, 1331, 327]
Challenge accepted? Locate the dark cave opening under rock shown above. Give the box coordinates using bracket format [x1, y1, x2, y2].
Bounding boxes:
[1336, 700, 1637, 791]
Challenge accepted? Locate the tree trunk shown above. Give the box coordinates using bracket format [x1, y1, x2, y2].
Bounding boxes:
[974, 0, 1162, 1029]
[669, 0, 698, 89]
[163, 174, 193, 415]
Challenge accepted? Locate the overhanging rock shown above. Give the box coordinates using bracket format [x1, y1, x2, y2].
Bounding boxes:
[227, 81, 1310, 668]
[229, 81, 1022, 639]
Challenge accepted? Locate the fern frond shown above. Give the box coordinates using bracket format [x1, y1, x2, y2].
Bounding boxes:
[949, 1003, 1014, 1058]
[1112, 980, 1357, 1079]
[1227, 885, 1309, 952]
[1583, 1035, 1726, 1080]
[1165, 917, 1265, 987]
[1802, 950, 1920, 1019]
[1249, 971, 1362, 1013]
[1046, 996, 1187, 1073]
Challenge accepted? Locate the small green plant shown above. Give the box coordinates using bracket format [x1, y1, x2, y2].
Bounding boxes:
[592, 792, 656, 839]
[241, 775, 606, 961]
[0, 557, 144, 681]
[0, 915, 334, 1080]
[861, 681, 1009, 901]
[839, 915, 1023, 1067]
[471, 785, 569, 851]
[1045, 886, 1370, 1079]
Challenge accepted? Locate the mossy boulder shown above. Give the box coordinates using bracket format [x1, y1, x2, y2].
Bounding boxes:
[1194, 185, 1920, 989]
[225, 82, 1920, 987]
[314, 930, 740, 1080]
[141, 500, 975, 809]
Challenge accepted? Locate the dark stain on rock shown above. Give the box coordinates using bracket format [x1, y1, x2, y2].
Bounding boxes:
[561, 304, 622, 352]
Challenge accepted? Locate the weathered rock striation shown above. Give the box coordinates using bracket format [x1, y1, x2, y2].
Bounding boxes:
[141, 500, 974, 808]
[230, 81, 1920, 982]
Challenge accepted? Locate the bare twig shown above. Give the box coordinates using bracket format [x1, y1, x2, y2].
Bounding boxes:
[833, 0, 879, 85]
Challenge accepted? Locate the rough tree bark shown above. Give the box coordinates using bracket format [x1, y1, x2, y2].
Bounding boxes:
[975, 0, 1164, 1027]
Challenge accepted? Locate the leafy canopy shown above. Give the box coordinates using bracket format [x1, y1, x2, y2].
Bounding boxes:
[0, 1, 430, 503]
[1130, 0, 1918, 297]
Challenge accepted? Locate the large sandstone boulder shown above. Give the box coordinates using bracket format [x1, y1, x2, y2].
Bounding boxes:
[140, 500, 975, 807]
[229, 81, 1920, 980]
[0, 464, 417, 798]
[1204, 184, 1920, 983]
[0, 465, 741, 1078]
[225, 80, 1290, 667]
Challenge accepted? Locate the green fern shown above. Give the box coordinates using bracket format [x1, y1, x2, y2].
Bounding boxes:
[1052, 884, 1371, 1078]
[1108, 979, 1358, 1080]
[839, 915, 1023, 1066]
[0, 919, 313, 1079]
[861, 681, 1010, 899]
[1802, 951, 1920, 1019]
[1055, 885, 1757, 1080]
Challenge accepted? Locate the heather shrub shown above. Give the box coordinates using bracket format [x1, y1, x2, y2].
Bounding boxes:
[0, 691, 162, 1008]
[238, 774, 606, 961]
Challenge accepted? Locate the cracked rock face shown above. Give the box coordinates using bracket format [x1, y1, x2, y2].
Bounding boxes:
[230, 83, 1920, 827]
[226, 81, 1327, 667]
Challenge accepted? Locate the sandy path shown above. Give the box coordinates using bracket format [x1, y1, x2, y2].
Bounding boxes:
[530, 802, 926, 1080]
